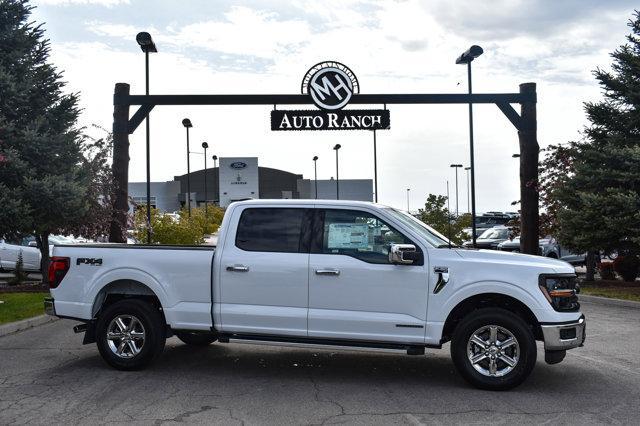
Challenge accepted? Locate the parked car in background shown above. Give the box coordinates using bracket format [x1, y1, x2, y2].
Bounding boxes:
[462, 226, 512, 250]
[463, 213, 514, 239]
[0, 237, 41, 271]
[497, 237, 586, 266]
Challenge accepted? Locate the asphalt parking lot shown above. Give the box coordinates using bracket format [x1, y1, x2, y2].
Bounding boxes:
[1, 299, 639, 425]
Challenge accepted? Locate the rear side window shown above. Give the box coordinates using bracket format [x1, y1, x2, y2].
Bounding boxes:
[235, 208, 305, 253]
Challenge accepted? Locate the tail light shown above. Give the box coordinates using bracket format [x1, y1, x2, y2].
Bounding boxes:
[48, 257, 70, 289]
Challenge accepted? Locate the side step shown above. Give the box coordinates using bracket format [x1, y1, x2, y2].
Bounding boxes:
[218, 333, 436, 355]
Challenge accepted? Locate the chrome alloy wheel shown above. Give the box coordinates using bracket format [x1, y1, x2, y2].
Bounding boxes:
[106, 315, 146, 359]
[467, 325, 520, 377]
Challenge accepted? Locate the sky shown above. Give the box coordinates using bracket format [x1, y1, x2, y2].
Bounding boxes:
[31, 0, 637, 212]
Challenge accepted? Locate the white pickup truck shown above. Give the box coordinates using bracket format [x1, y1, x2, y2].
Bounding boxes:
[45, 200, 585, 390]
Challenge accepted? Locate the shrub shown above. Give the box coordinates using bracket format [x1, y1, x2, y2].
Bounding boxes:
[598, 261, 616, 280]
[8, 251, 28, 286]
[613, 255, 640, 282]
[132, 206, 225, 245]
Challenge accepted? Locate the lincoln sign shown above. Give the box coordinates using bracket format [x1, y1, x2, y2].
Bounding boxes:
[271, 61, 390, 131]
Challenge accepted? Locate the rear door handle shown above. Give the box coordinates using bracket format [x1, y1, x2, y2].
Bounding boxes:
[315, 268, 340, 276]
[226, 265, 249, 272]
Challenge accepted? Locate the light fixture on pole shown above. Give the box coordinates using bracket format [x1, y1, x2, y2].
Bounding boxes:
[202, 142, 209, 215]
[212, 155, 218, 169]
[464, 166, 471, 214]
[135, 31, 157, 244]
[456, 44, 483, 246]
[333, 144, 341, 200]
[372, 129, 379, 203]
[182, 118, 193, 217]
[312, 156, 318, 199]
[512, 153, 520, 158]
[406, 188, 410, 213]
[450, 164, 463, 216]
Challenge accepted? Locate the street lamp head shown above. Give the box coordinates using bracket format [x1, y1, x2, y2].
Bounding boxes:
[313, 156, 318, 161]
[465, 166, 471, 170]
[450, 163, 463, 168]
[182, 118, 192, 128]
[136, 32, 157, 53]
[201, 142, 208, 149]
[333, 144, 341, 150]
[212, 155, 218, 160]
[455, 45, 483, 64]
[512, 153, 521, 158]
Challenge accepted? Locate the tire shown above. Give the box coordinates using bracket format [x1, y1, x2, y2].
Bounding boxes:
[176, 331, 217, 346]
[95, 299, 166, 370]
[450, 308, 537, 390]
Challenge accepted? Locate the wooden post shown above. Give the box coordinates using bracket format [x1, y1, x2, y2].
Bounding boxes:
[518, 83, 539, 255]
[109, 83, 131, 243]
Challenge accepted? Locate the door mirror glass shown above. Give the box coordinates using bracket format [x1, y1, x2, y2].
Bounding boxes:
[28, 241, 38, 247]
[389, 244, 418, 265]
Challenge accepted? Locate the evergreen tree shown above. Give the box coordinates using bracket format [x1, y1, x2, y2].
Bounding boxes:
[553, 11, 640, 277]
[0, 0, 113, 280]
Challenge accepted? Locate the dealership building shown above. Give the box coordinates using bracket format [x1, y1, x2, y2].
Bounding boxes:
[128, 157, 373, 212]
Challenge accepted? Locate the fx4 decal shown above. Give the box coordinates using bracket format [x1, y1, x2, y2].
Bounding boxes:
[77, 258, 102, 266]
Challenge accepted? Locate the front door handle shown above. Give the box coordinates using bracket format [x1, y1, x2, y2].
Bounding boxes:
[226, 264, 249, 272]
[315, 268, 340, 276]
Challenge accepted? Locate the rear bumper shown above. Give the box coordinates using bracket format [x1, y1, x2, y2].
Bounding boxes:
[541, 315, 586, 350]
[44, 297, 56, 316]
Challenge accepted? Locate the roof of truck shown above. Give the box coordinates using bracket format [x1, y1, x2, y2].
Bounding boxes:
[229, 199, 393, 209]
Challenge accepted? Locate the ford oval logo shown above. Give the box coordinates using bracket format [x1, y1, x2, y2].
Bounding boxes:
[230, 162, 247, 169]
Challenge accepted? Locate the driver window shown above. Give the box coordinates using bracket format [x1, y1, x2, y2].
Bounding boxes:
[321, 209, 413, 264]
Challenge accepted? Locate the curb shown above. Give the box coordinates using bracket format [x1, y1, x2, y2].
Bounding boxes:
[579, 294, 640, 309]
[0, 314, 59, 337]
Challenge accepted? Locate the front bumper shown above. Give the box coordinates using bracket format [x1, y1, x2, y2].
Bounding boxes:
[541, 315, 586, 350]
[44, 297, 56, 316]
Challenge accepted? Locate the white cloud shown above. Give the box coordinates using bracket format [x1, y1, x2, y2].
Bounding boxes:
[40, 0, 634, 211]
[36, 0, 129, 6]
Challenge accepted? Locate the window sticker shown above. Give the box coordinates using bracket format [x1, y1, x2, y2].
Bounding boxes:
[327, 223, 369, 249]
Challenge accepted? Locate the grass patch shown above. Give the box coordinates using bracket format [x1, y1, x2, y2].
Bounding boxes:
[580, 286, 640, 302]
[0, 292, 49, 325]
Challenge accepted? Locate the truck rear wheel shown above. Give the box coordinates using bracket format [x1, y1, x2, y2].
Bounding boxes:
[176, 331, 217, 346]
[95, 299, 166, 370]
[450, 308, 536, 390]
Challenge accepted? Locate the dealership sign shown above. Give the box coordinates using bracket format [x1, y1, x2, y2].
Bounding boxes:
[271, 109, 390, 131]
[271, 61, 390, 131]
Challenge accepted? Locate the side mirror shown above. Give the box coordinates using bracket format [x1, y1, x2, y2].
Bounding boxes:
[28, 241, 38, 247]
[389, 244, 418, 265]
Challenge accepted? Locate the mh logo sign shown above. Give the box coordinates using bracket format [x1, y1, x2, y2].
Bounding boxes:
[301, 61, 359, 111]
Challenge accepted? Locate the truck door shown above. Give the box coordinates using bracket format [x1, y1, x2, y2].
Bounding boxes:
[218, 206, 311, 337]
[308, 208, 428, 343]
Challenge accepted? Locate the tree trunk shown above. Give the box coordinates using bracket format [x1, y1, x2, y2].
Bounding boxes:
[585, 250, 596, 282]
[518, 83, 540, 255]
[37, 232, 50, 285]
[109, 83, 131, 243]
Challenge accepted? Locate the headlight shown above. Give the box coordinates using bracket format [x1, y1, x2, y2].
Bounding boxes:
[538, 274, 580, 312]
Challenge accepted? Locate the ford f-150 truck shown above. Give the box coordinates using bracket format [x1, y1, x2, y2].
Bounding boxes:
[45, 200, 585, 390]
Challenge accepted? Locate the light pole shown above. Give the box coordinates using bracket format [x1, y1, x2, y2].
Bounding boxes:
[202, 142, 209, 215]
[135, 32, 157, 244]
[464, 166, 471, 214]
[182, 118, 193, 217]
[406, 188, 410, 213]
[333, 144, 341, 200]
[450, 164, 463, 216]
[372, 129, 378, 202]
[456, 44, 483, 247]
[312, 156, 318, 199]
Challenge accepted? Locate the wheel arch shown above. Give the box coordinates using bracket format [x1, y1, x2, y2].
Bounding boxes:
[440, 292, 542, 344]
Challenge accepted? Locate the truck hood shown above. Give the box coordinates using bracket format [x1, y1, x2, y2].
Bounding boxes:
[454, 248, 574, 274]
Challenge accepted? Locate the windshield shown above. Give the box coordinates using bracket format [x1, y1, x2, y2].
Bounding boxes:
[383, 207, 452, 248]
[479, 228, 509, 239]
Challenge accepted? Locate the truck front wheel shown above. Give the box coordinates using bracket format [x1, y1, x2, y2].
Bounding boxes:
[95, 299, 166, 370]
[450, 308, 537, 390]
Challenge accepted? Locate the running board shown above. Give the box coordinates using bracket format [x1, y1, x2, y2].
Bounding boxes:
[218, 333, 434, 355]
